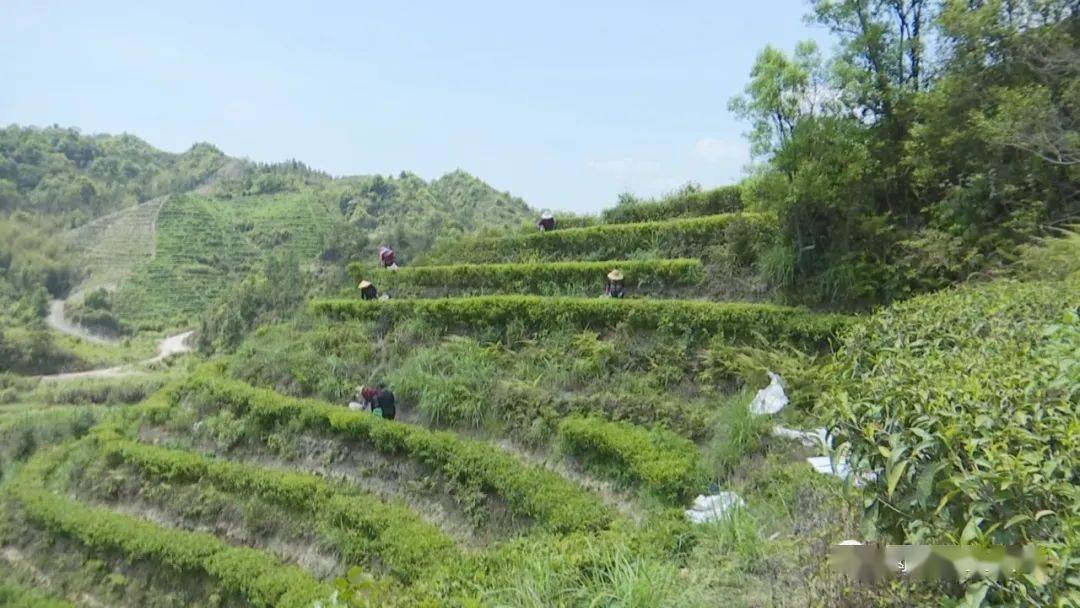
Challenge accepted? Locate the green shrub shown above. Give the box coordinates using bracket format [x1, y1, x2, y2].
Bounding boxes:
[601, 185, 742, 224]
[312, 295, 851, 351]
[423, 213, 775, 264]
[0, 581, 73, 608]
[558, 416, 702, 503]
[350, 258, 705, 297]
[1012, 226, 1080, 282]
[823, 277, 1079, 603]
[178, 370, 615, 534]
[8, 446, 332, 608]
[31, 375, 168, 405]
[96, 428, 457, 582]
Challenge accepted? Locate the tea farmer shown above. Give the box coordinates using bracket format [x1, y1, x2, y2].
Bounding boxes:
[358, 280, 378, 300]
[359, 385, 396, 420]
[604, 269, 626, 298]
[537, 211, 556, 232]
[379, 245, 398, 269]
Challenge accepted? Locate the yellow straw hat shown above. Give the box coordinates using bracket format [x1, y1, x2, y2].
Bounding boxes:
[358, 280, 372, 289]
[607, 269, 624, 281]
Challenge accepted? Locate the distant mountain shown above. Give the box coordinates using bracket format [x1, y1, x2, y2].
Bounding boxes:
[0, 125, 533, 236]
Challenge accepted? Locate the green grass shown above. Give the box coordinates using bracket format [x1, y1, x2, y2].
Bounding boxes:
[0, 580, 74, 608]
[351, 258, 706, 298]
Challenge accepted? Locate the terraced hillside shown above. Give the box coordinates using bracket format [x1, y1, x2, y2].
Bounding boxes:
[47, 235, 1074, 604]
[65, 198, 165, 296]
[109, 192, 340, 330]
[1, 195, 866, 607]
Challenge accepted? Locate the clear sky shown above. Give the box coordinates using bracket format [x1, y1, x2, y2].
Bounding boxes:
[2, 1, 828, 213]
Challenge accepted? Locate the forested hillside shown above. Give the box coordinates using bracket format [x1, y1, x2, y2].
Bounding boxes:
[726, 0, 1078, 306]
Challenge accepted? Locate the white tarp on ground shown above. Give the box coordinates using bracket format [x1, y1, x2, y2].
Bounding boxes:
[749, 371, 788, 415]
[806, 455, 878, 487]
[772, 425, 829, 449]
[685, 492, 745, 524]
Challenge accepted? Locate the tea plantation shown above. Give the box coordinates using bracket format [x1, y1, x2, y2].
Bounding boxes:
[2, 193, 1076, 607]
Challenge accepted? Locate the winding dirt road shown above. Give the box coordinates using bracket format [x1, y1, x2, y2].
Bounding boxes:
[40, 299, 193, 382]
[47, 299, 117, 345]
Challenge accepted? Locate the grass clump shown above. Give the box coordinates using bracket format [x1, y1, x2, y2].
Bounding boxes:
[705, 391, 772, 481]
[388, 337, 501, 426]
[0, 580, 74, 608]
[558, 416, 703, 503]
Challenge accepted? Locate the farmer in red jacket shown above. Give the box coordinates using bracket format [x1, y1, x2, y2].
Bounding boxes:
[359, 385, 396, 420]
[379, 245, 398, 269]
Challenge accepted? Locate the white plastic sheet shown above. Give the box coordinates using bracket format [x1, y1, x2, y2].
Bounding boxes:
[772, 425, 829, 449]
[684, 492, 745, 524]
[748, 371, 788, 415]
[806, 455, 877, 487]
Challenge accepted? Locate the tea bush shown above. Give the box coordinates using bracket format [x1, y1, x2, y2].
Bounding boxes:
[558, 416, 703, 503]
[601, 185, 742, 224]
[823, 277, 1079, 602]
[178, 371, 615, 533]
[96, 428, 458, 582]
[7, 446, 332, 608]
[424, 213, 775, 264]
[312, 295, 851, 350]
[351, 258, 705, 297]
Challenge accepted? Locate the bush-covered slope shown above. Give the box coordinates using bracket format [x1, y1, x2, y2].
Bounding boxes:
[313, 295, 850, 349]
[423, 212, 776, 265]
[823, 275, 1079, 602]
[601, 185, 742, 224]
[351, 258, 705, 298]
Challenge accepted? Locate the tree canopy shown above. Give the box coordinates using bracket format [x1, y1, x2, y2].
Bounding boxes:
[731, 0, 1079, 306]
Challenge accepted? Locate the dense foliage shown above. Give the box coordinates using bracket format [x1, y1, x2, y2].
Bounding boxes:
[731, 0, 1079, 306]
[0, 581, 73, 608]
[0, 125, 227, 222]
[824, 274, 1079, 603]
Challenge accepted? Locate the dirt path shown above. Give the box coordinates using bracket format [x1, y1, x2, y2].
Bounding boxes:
[46, 299, 117, 345]
[37, 330, 194, 383]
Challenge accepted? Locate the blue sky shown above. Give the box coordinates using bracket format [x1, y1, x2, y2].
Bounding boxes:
[2, 1, 828, 213]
